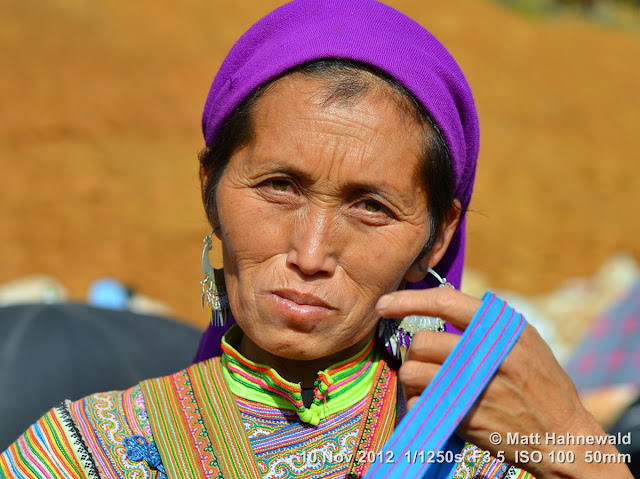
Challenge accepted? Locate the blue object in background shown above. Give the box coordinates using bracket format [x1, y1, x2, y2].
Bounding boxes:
[87, 277, 130, 310]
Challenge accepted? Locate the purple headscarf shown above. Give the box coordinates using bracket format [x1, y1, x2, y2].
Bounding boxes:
[194, 0, 479, 362]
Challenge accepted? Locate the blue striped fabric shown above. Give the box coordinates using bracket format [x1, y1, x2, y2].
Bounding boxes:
[366, 292, 526, 479]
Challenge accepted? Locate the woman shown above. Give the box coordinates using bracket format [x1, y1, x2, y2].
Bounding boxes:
[1, 0, 632, 478]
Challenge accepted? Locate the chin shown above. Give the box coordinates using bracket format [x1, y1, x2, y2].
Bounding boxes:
[261, 326, 368, 363]
[273, 348, 325, 361]
[262, 332, 333, 360]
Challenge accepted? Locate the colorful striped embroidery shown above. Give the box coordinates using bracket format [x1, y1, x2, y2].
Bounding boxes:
[221, 326, 377, 426]
[0, 402, 99, 479]
[141, 371, 216, 479]
[171, 368, 224, 478]
[54, 402, 101, 479]
[348, 359, 397, 478]
[141, 358, 263, 478]
[190, 358, 263, 478]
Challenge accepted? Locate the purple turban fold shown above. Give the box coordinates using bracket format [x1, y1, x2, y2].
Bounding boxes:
[194, 0, 479, 362]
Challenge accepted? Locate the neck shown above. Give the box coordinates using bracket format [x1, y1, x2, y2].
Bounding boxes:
[237, 333, 373, 388]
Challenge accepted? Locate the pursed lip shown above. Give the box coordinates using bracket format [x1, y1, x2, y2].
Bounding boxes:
[272, 289, 335, 309]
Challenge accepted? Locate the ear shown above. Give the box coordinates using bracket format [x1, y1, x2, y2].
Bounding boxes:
[203, 182, 224, 268]
[200, 167, 223, 240]
[404, 199, 462, 283]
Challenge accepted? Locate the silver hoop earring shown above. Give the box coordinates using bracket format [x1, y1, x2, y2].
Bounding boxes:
[201, 228, 229, 326]
[377, 268, 453, 363]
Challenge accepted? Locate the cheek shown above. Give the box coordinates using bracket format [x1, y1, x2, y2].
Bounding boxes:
[346, 224, 424, 272]
[217, 187, 287, 263]
[339, 232, 420, 303]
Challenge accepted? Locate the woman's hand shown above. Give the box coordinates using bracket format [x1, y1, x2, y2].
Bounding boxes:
[375, 287, 633, 479]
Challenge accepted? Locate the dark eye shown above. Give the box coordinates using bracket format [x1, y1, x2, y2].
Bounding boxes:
[363, 200, 384, 213]
[267, 179, 291, 192]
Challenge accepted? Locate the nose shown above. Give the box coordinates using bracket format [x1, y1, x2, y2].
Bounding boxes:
[286, 208, 338, 278]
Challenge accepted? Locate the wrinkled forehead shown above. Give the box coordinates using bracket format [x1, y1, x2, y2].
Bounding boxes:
[240, 73, 428, 190]
[255, 66, 427, 133]
[201, 0, 478, 203]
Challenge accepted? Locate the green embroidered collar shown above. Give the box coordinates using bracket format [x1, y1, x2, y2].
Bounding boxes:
[221, 326, 379, 426]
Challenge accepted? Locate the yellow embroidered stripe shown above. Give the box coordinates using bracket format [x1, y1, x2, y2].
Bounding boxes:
[141, 375, 209, 479]
[189, 359, 263, 478]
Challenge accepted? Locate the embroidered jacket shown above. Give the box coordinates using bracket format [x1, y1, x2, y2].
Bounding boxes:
[0, 330, 534, 479]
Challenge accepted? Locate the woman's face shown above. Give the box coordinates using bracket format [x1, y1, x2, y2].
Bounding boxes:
[215, 74, 445, 361]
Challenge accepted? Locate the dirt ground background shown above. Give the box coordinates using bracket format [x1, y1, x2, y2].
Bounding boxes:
[1, 0, 638, 329]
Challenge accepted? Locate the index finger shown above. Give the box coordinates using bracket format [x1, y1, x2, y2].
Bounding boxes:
[375, 287, 482, 332]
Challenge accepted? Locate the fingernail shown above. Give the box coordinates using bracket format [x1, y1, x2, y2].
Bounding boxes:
[377, 293, 397, 311]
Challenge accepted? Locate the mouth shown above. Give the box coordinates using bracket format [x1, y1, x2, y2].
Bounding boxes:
[272, 289, 334, 309]
[270, 289, 336, 321]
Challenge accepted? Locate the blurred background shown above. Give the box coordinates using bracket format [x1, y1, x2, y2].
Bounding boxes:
[1, 0, 639, 464]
